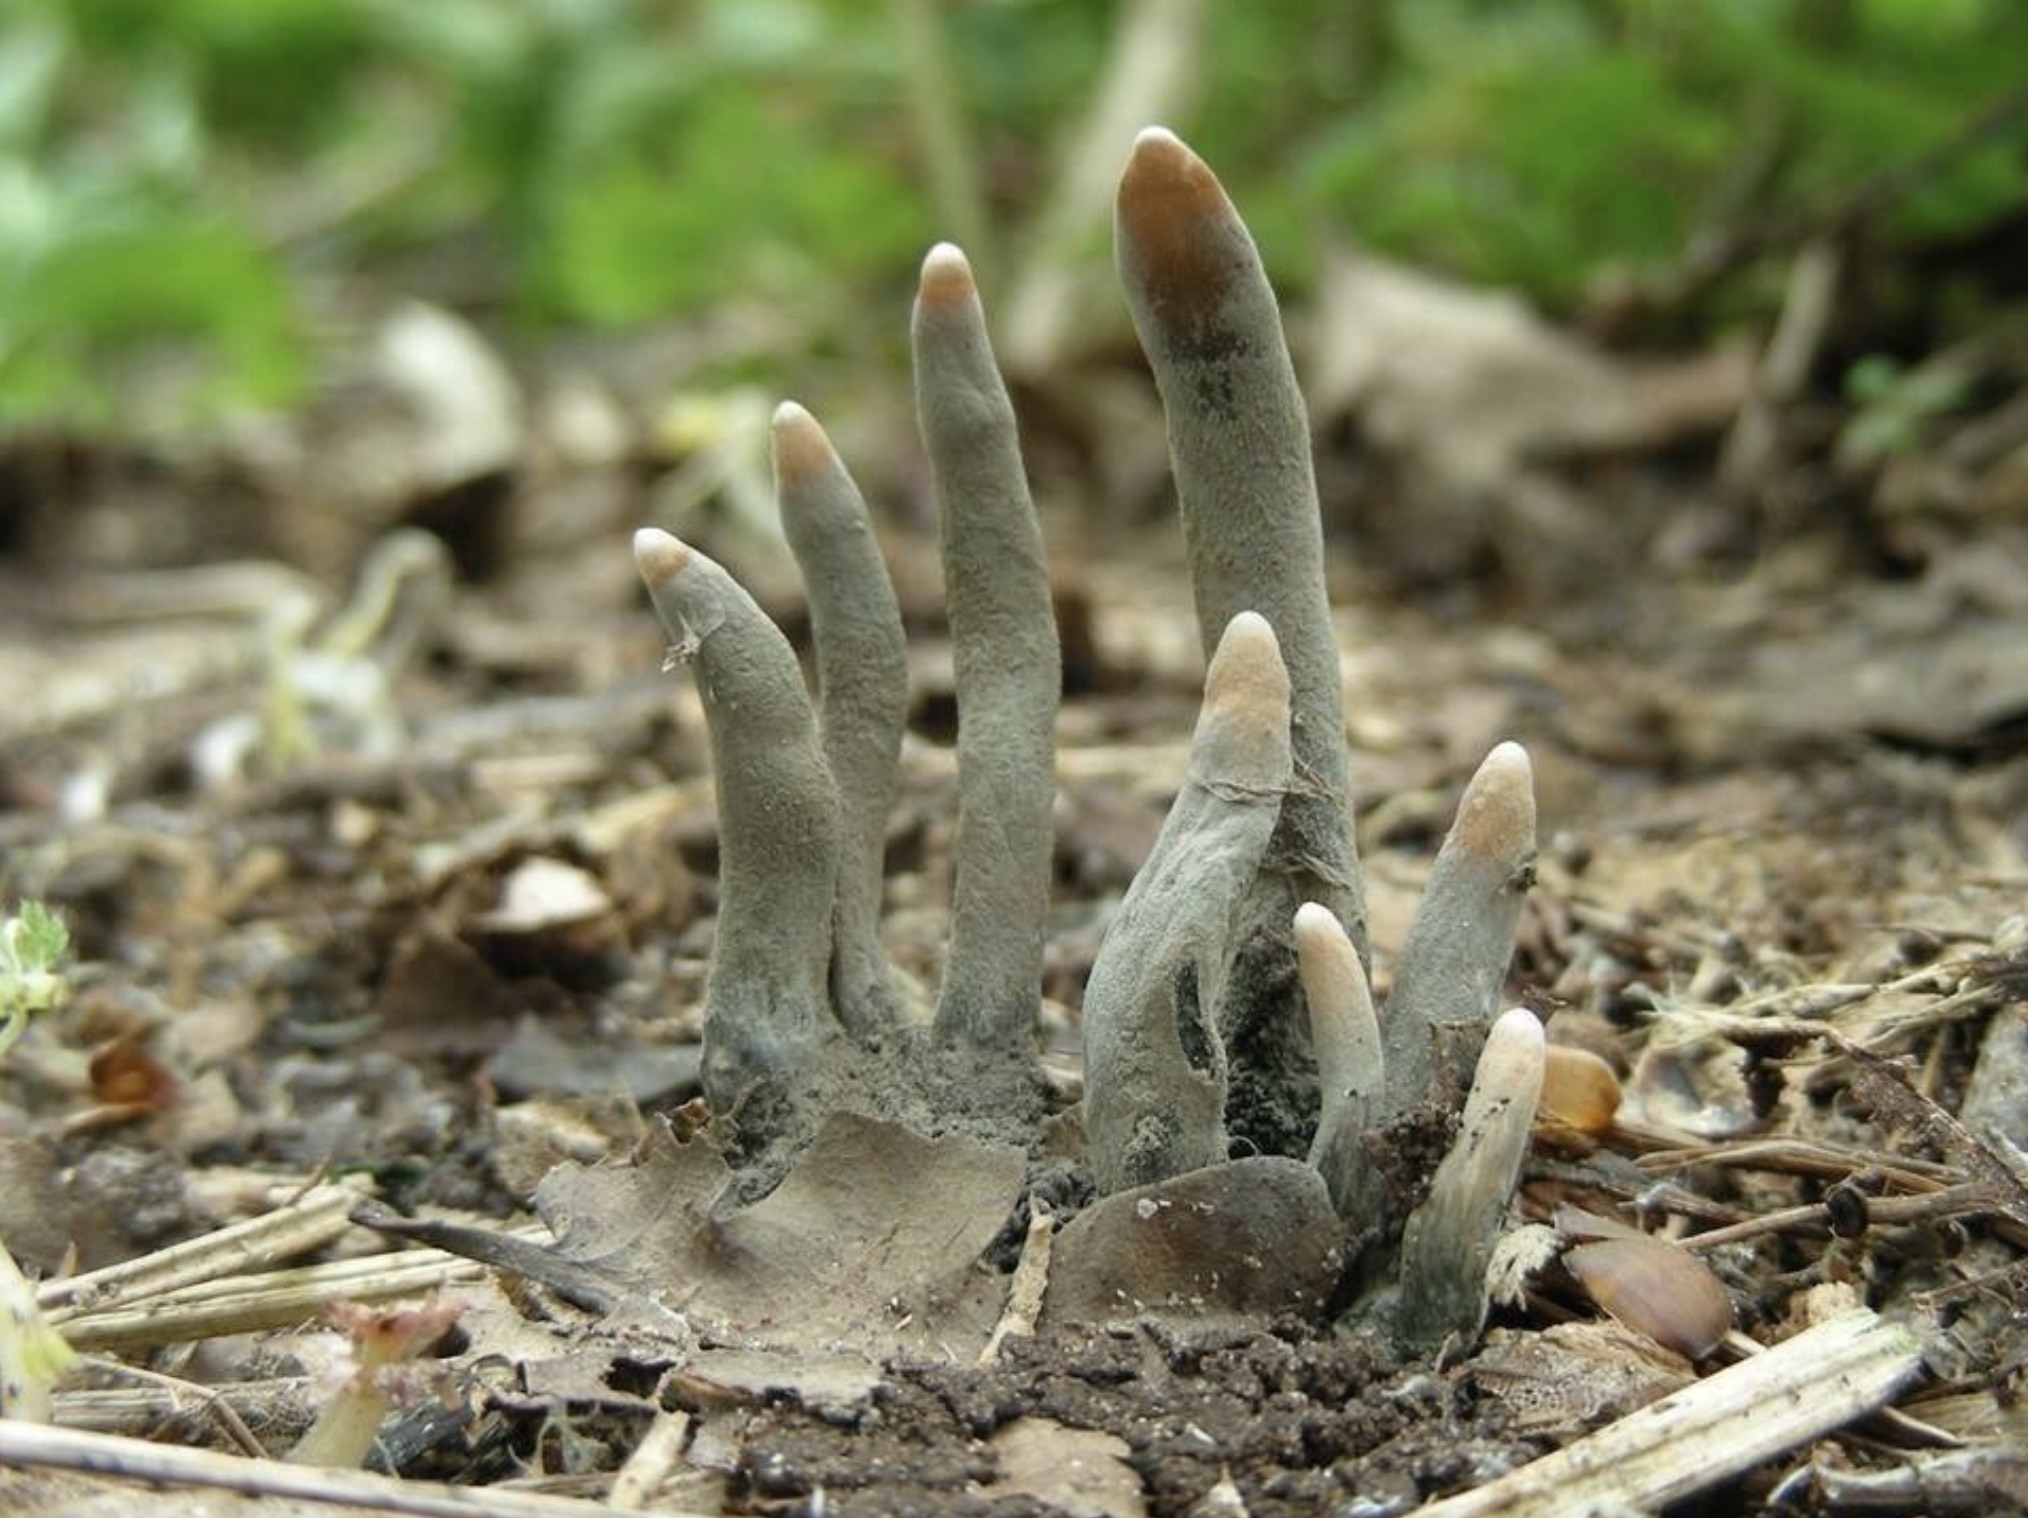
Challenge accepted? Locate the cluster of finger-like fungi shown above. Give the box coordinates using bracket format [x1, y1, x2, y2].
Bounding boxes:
[635, 128, 1541, 1355]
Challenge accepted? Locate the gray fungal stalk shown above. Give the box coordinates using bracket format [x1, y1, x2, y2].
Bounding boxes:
[1115, 126, 1365, 1159]
[1082, 611, 1292, 1193]
[1396, 1008, 1548, 1356]
[632, 126, 1549, 1362]
[913, 244, 1061, 1055]
[773, 401, 908, 1038]
[634, 528, 844, 1130]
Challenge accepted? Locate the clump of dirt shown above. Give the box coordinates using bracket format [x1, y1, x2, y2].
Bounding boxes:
[710, 1323, 1533, 1518]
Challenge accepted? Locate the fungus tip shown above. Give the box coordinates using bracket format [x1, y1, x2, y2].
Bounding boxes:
[1123, 124, 1203, 181]
[1187, 612, 1291, 794]
[1482, 1006, 1546, 1071]
[917, 243, 977, 309]
[1205, 610, 1285, 696]
[1295, 900, 1379, 1104]
[1117, 126, 1239, 317]
[1293, 901, 1350, 957]
[771, 400, 836, 484]
[1202, 611, 1289, 735]
[633, 527, 693, 588]
[1449, 742, 1537, 867]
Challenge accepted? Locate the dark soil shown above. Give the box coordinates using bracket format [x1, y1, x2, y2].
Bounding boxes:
[3, 278, 2027, 1516]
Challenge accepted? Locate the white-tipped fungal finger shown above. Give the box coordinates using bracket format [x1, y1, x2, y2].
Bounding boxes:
[1296, 901, 1382, 1217]
[1396, 1007, 1547, 1358]
[634, 529, 843, 1123]
[1116, 127, 1364, 1162]
[1114, 133, 1357, 869]
[771, 402, 907, 1038]
[633, 525, 690, 587]
[1082, 614, 1293, 1194]
[1383, 741, 1537, 1117]
[1296, 901, 1381, 1105]
[1193, 610, 1292, 789]
[911, 244, 1061, 1055]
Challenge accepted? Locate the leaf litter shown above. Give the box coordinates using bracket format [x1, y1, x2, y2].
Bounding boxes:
[2, 174, 2028, 1518]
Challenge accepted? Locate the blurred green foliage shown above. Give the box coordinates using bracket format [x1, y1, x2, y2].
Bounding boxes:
[0, 0, 2021, 429]
[1289, 0, 2027, 300]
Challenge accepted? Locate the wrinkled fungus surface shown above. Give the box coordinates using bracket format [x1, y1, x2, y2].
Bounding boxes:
[592, 127, 1545, 1363]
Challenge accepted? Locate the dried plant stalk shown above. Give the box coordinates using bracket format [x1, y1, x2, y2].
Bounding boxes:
[913, 243, 1062, 1052]
[37, 1180, 369, 1321]
[1415, 1309, 1923, 1517]
[0, 1418, 701, 1518]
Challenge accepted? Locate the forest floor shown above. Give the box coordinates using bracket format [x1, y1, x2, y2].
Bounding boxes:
[1, 260, 2026, 1516]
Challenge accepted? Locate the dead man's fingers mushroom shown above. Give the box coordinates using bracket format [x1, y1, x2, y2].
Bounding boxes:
[1395, 1006, 1546, 1357]
[912, 243, 1061, 1055]
[1382, 741, 1537, 1117]
[1295, 900, 1383, 1218]
[1116, 125, 1363, 1157]
[1082, 612, 1292, 1193]
[773, 401, 909, 1039]
[634, 528, 845, 1130]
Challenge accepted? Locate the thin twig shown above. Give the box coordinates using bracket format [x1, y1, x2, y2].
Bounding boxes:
[38, 1180, 371, 1321]
[56, 1244, 492, 1353]
[0, 1419, 710, 1518]
[608, 1408, 691, 1511]
[1415, 1309, 1924, 1517]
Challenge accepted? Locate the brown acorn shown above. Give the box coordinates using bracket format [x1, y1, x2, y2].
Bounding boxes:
[1565, 1234, 1731, 1360]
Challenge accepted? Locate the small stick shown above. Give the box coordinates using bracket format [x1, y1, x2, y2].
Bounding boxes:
[980, 1199, 1056, 1363]
[71, 1355, 277, 1455]
[349, 1203, 624, 1313]
[1413, 1309, 1923, 1517]
[609, 1408, 693, 1510]
[38, 1180, 369, 1321]
[56, 1246, 490, 1354]
[0, 1418, 706, 1518]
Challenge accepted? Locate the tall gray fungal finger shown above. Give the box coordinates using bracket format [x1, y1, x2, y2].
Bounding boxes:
[1116, 126, 1363, 1155]
[1395, 1007, 1546, 1358]
[1383, 742, 1537, 1117]
[1083, 612, 1292, 1194]
[634, 528, 842, 1120]
[1295, 901, 1382, 1218]
[912, 244, 1061, 1052]
[772, 402, 908, 1037]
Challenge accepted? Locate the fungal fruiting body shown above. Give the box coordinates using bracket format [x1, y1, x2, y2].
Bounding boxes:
[635, 127, 1546, 1355]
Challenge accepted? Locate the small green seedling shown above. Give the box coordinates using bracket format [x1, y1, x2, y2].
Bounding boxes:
[289, 1297, 465, 1468]
[0, 902, 70, 1061]
[0, 1241, 74, 1423]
